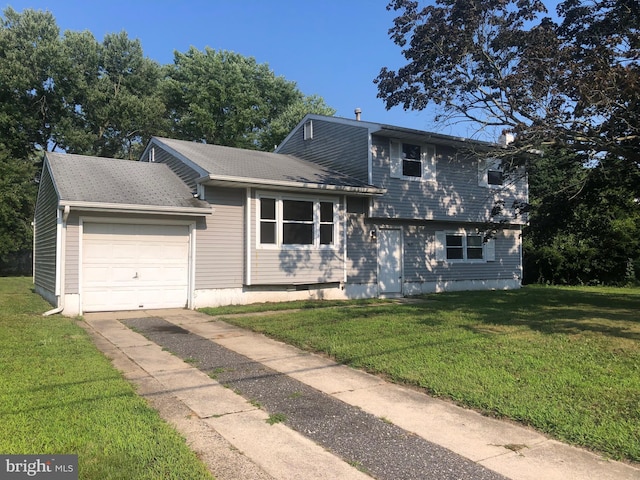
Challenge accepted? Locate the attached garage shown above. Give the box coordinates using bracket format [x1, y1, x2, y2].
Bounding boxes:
[33, 152, 212, 316]
[82, 222, 191, 312]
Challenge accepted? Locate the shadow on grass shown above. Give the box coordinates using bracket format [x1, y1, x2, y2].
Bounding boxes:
[415, 287, 640, 341]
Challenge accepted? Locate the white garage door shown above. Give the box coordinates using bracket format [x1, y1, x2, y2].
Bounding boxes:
[82, 223, 190, 312]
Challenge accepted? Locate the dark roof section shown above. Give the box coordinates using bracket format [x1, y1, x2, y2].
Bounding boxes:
[45, 152, 211, 211]
[151, 137, 384, 195]
[276, 114, 496, 151]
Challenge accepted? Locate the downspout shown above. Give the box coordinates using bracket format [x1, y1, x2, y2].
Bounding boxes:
[245, 188, 252, 285]
[43, 205, 70, 316]
[342, 195, 348, 287]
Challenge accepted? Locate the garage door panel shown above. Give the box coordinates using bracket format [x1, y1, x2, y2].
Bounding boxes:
[82, 223, 190, 312]
[137, 266, 187, 283]
[138, 286, 188, 309]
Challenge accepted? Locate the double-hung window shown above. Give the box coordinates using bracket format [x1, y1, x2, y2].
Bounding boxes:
[259, 195, 336, 248]
[390, 141, 436, 182]
[436, 231, 495, 262]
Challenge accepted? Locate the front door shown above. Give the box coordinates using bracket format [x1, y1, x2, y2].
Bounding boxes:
[377, 229, 402, 295]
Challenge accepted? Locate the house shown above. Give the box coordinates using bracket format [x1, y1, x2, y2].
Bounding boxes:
[33, 114, 527, 316]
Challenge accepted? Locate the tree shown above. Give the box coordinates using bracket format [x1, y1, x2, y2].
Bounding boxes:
[256, 94, 335, 151]
[524, 149, 640, 285]
[0, 7, 64, 160]
[163, 47, 305, 150]
[375, 0, 639, 164]
[57, 31, 167, 159]
[0, 145, 37, 263]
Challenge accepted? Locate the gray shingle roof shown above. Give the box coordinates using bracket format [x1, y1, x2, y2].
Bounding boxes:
[46, 152, 209, 210]
[153, 137, 378, 190]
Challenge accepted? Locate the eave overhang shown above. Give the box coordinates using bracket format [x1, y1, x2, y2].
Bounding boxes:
[58, 200, 213, 216]
[198, 174, 386, 197]
[372, 125, 495, 151]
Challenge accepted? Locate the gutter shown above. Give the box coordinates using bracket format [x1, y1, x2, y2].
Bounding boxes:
[58, 201, 213, 216]
[199, 175, 386, 196]
[43, 205, 70, 316]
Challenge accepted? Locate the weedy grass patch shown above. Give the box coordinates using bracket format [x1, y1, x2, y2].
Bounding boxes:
[207, 285, 640, 463]
[0, 277, 213, 479]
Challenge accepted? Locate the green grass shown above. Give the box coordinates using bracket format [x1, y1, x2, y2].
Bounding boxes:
[0, 277, 214, 480]
[204, 285, 640, 463]
[199, 297, 387, 316]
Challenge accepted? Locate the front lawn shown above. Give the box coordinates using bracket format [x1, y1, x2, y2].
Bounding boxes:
[203, 285, 640, 463]
[0, 277, 213, 480]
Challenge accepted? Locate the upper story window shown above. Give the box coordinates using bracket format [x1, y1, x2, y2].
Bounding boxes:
[479, 158, 504, 187]
[435, 230, 495, 262]
[390, 141, 436, 182]
[258, 194, 336, 248]
[402, 143, 422, 177]
[303, 120, 313, 140]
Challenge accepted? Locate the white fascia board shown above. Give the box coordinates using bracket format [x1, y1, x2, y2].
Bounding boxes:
[59, 201, 213, 216]
[199, 174, 386, 197]
[41, 154, 63, 201]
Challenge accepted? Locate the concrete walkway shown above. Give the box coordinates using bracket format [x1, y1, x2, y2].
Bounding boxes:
[82, 308, 640, 480]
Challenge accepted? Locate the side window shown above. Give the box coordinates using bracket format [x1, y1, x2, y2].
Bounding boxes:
[259, 198, 277, 244]
[319, 201, 334, 245]
[479, 158, 504, 187]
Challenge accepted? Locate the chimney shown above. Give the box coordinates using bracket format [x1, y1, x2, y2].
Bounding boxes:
[499, 130, 515, 146]
[354, 108, 361, 121]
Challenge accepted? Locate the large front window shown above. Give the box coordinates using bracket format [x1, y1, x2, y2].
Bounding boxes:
[259, 195, 336, 247]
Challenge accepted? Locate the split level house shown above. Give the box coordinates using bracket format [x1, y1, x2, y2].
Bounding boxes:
[33, 114, 528, 316]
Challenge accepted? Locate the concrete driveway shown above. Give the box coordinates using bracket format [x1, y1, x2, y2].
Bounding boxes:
[82, 308, 640, 480]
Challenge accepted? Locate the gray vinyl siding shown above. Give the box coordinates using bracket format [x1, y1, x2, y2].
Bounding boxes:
[370, 135, 527, 224]
[346, 214, 377, 284]
[195, 186, 244, 289]
[277, 118, 370, 183]
[249, 189, 345, 285]
[151, 145, 201, 190]
[65, 213, 80, 293]
[402, 223, 522, 283]
[33, 164, 58, 296]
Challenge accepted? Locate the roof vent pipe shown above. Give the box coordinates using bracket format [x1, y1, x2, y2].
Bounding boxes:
[355, 108, 361, 121]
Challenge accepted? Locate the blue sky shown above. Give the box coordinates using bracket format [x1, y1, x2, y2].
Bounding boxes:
[3, 1, 555, 141]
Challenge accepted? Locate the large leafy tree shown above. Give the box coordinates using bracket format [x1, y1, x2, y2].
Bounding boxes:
[0, 145, 37, 264]
[375, 0, 639, 164]
[163, 47, 304, 149]
[57, 31, 167, 159]
[256, 94, 335, 151]
[524, 150, 640, 285]
[0, 7, 64, 160]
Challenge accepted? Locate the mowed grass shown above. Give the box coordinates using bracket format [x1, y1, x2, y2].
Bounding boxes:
[0, 277, 213, 480]
[204, 286, 640, 463]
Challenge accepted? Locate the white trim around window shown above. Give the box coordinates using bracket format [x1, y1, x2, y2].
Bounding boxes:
[390, 140, 436, 182]
[256, 192, 339, 249]
[478, 158, 504, 188]
[435, 230, 495, 263]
